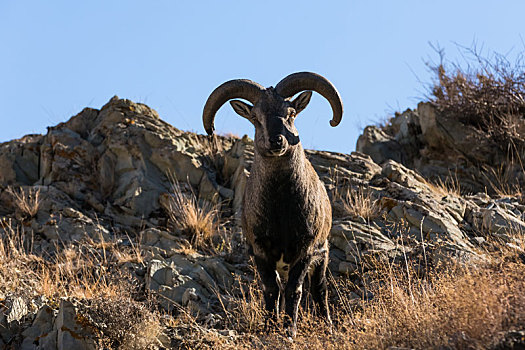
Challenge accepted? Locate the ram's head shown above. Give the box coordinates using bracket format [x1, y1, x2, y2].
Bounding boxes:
[203, 72, 343, 157]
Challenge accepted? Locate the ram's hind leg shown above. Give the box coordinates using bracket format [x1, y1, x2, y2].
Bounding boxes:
[254, 256, 280, 330]
[310, 248, 332, 330]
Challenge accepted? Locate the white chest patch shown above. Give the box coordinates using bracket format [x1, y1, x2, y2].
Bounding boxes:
[275, 254, 290, 281]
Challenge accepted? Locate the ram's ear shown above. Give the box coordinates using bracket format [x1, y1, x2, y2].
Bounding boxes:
[291, 91, 312, 114]
[229, 100, 253, 121]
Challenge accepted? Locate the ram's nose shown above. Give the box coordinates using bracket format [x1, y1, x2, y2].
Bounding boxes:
[269, 135, 285, 149]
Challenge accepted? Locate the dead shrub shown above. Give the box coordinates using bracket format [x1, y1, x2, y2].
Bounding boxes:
[84, 296, 163, 350]
[427, 44, 525, 151]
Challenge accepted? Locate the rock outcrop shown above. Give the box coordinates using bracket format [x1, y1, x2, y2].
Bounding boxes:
[357, 102, 525, 194]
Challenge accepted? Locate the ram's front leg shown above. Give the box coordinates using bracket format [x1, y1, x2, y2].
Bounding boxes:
[254, 256, 280, 330]
[284, 256, 311, 338]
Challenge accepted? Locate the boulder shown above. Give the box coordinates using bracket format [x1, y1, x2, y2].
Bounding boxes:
[20, 305, 55, 350]
[55, 300, 96, 350]
[356, 126, 403, 165]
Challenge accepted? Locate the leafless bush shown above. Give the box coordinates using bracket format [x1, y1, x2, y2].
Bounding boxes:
[84, 296, 163, 350]
[427, 44, 525, 150]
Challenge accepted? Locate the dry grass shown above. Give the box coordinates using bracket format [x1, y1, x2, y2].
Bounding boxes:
[0, 219, 159, 347]
[2, 181, 524, 349]
[6, 186, 41, 219]
[39, 247, 120, 300]
[166, 178, 217, 250]
[181, 228, 525, 349]
[0, 220, 41, 296]
[217, 273, 266, 334]
[0, 220, 143, 301]
[340, 186, 381, 220]
[3, 217, 525, 349]
[202, 252, 525, 349]
[166, 177, 233, 253]
[423, 174, 462, 197]
[157, 255, 525, 349]
[483, 160, 524, 198]
[345, 259, 525, 349]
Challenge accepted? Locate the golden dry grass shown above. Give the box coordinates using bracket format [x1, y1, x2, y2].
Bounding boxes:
[199, 253, 525, 349]
[3, 191, 525, 349]
[165, 177, 236, 254]
[344, 260, 525, 349]
[0, 219, 160, 348]
[340, 186, 381, 220]
[0, 220, 142, 300]
[6, 186, 42, 219]
[3, 216, 525, 348]
[217, 273, 266, 334]
[423, 174, 462, 198]
[0, 220, 42, 296]
[483, 160, 524, 199]
[166, 179, 218, 250]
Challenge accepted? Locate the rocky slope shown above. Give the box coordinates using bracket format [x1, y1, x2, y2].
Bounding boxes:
[1, 97, 524, 349]
[357, 102, 525, 195]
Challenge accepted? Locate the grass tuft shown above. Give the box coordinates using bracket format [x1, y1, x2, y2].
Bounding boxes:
[165, 177, 234, 254]
[341, 186, 381, 220]
[6, 186, 41, 219]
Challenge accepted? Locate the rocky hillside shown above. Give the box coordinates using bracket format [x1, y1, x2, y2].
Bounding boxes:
[1, 96, 524, 349]
[357, 102, 525, 195]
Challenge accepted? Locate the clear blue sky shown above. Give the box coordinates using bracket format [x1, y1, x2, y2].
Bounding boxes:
[1, 1, 523, 153]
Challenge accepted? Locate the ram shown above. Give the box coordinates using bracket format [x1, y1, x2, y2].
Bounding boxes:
[202, 72, 343, 337]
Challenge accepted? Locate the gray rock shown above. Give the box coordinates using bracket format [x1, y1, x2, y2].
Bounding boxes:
[0, 307, 18, 345]
[140, 227, 189, 258]
[478, 205, 525, 235]
[55, 300, 96, 350]
[356, 126, 403, 165]
[0, 134, 42, 186]
[20, 305, 54, 350]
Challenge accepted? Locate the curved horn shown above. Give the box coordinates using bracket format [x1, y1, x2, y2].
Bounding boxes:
[275, 72, 343, 127]
[202, 79, 265, 135]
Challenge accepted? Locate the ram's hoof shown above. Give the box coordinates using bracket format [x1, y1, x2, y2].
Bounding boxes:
[285, 325, 297, 339]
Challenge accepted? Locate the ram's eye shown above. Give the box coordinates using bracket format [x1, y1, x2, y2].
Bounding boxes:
[289, 111, 296, 119]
